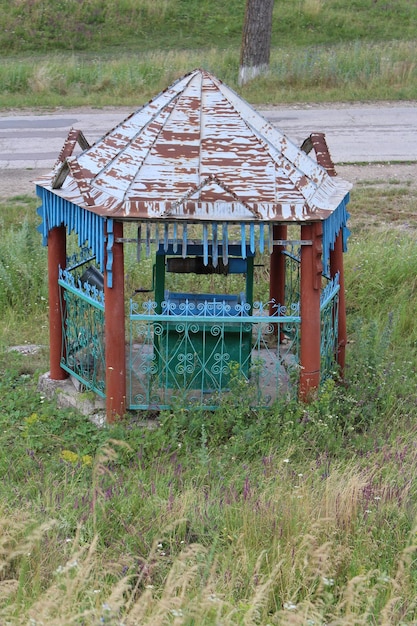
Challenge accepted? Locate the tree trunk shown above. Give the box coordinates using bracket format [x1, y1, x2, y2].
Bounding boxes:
[239, 0, 274, 86]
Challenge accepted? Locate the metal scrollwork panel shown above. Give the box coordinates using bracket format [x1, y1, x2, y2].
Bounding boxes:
[128, 299, 301, 410]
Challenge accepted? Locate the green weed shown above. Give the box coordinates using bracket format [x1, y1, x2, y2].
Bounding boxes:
[2, 0, 417, 54]
[2, 139, 417, 624]
[1, 0, 417, 106]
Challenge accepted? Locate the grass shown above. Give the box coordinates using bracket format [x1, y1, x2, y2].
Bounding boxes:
[0, 41, 416, 108]
[1, 182, 417, 623]
[2, 0, 417, 53]
[1, 0, 417, 620]
[1, 0, 417, 106]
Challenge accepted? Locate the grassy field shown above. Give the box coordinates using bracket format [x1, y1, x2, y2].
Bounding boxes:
[1, 0, 417, 623]
[1, 0, 417, 106]
[1, 180, 417, 624]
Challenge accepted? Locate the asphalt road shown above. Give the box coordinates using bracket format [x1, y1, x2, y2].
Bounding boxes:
[0, 103, 416, 172]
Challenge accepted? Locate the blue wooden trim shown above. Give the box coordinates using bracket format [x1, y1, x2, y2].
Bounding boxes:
[222, 223, 229, 265]
[212, 223, 219, 267]
[182, 223, 188, 259]
[36, 187, 107, 273]
[203, 223, 209, 265]
[106, 219, 114, 288]
[259, 223, 265, 253]
[322, 193, 350, 273]
[250, 223, 255, 254]
[241, 224, 247, 259]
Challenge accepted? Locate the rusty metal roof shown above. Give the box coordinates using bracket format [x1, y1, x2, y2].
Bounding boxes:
[36, 69, 351, 223]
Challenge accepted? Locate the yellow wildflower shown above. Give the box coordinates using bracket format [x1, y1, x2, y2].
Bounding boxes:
[25, 413, 39, 425]
[61, 450, 79, 464]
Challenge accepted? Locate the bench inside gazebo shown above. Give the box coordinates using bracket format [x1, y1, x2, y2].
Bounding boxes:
[36, 69, 351, 422]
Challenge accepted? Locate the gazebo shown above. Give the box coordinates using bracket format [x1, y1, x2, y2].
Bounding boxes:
[36, 69, 352, 422]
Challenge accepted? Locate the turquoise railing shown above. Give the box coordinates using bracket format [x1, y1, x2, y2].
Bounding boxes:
[128, 299, 301, 410]
[58, 268, 106, 396]
[57, 265, 340, 411]
[320, 273, 340, 380]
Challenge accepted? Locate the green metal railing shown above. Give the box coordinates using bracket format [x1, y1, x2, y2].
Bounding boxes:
[59, 268, 105, 396]
[320, 274, 340, 380]
[128, 299, 301, 410]
[56, 254, 340, 411]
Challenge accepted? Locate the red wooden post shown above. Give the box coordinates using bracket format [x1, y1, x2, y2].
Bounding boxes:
[48, 225, 68, 380]
[269, 224, 287, 328]
[104, 221, 126, 421]
[330, 229, 347, 377]
[299, 222, 322, 401]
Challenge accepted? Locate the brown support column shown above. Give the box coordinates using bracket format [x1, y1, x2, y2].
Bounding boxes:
[299, 222, 322, 401]
[104, 221, 126, 422]
[330, 229, 347, 377]
[48, 225, 68, 380]
[269, 224, 287, 338]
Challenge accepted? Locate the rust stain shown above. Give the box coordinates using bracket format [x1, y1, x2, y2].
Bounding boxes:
[39, 69, 351, 223]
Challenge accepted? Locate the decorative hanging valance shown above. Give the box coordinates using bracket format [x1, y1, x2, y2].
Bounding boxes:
[126, 195, 349, 269]
[36, 186, 349, 284]
[36, 187, 110, 282]
[322, 195, 350, 275]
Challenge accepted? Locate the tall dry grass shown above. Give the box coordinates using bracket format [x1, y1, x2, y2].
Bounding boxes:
[2, 444, 417, 625]
[1, 39, 416, 108]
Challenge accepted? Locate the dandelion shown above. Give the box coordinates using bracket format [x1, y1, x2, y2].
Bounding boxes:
[283, 458, 290, 463]
[81, 454, 92, 466]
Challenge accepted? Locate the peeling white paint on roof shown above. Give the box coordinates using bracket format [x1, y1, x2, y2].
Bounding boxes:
[36, 69, 351, 222]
